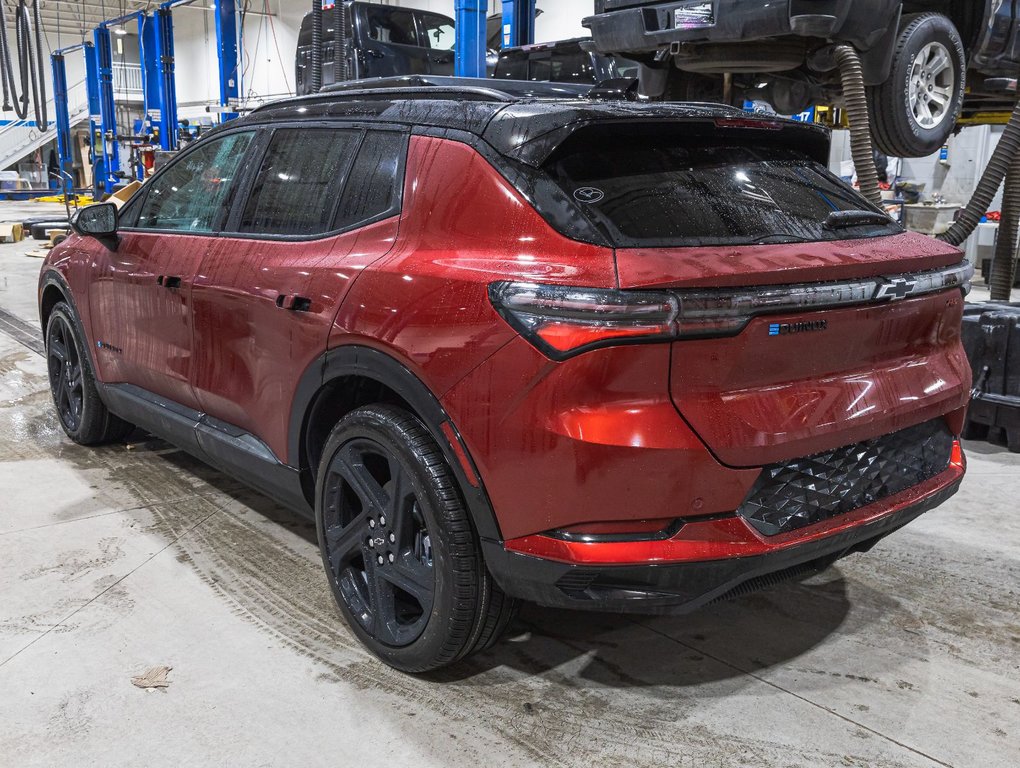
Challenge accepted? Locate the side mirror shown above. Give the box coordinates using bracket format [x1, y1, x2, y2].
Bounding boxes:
[71, 202, 118, 238]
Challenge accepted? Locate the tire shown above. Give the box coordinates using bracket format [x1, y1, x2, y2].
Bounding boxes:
[45, 302, 134, 445]
[867, 13, 965, 158]
[315, 404, 516, 672]
[31, 222, 68, 240]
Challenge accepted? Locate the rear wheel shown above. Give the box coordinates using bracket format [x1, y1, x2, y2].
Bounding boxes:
[315, 404, 516, 672]
[867, 13, 965, 158]
[45, 302, 133, 445]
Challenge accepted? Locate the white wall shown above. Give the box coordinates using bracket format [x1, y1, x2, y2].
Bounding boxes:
[829, 124, 1005, 211]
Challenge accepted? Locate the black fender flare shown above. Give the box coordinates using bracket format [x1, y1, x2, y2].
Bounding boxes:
[38, 269, 102, 380]
[290, 344, 504, 543]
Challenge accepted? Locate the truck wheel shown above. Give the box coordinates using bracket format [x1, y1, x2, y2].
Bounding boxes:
[867, 13, 965, 158]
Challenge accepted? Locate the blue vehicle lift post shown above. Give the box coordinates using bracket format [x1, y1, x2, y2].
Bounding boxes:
[153, 6, 179, 150]
[84, 42, 104, 197]
[501, 0, 536, 48]
[92, 24, 120, 195]
[49, 49, 75, 197]
[214, 0, 240, 121]
[138, 13, 163, 158]
[454, 0, 486, 78]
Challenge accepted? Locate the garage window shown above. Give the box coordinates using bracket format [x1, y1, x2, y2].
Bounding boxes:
[238, 128, 360, 236]
[134, 131, 254, 232]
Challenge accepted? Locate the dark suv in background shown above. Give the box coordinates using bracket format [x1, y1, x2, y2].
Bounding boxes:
[296, 1, 454, 94]
[494, 38, 638, 84]
[585, 1, 1020, 157]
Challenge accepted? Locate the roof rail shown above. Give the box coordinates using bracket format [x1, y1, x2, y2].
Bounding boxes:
[322, 74, 522, 100]
[322, 75, 516, 102]
[248, 76, 594, 114]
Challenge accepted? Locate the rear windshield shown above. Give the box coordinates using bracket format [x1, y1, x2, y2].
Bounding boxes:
[545, 135, 900, 247]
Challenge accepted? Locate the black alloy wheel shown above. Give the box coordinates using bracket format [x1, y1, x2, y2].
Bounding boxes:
[47, 311, 85, 433]
[321, 436, 436, 647]
[315, 404, 517, 672]
[44, 302, 134, 445]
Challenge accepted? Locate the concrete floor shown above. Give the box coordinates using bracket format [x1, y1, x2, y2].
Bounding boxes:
[0, 202, 1018, 767]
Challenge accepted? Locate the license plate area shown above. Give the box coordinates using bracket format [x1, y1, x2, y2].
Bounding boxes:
[674, 2, 715, 30]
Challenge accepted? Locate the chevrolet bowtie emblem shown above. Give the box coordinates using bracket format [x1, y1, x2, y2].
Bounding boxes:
[874, 276, 918, 301]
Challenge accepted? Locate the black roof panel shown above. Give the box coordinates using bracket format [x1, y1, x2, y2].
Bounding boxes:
[240, 76, 831, 167]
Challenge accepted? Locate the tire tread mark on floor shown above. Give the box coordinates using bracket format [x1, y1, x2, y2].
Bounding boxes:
[632, 618, 956, 768]
[0, 508, 220, 670]
[0, 306, 44, 356]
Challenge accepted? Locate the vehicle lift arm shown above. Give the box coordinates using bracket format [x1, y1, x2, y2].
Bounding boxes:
[49, 0, 241, 197]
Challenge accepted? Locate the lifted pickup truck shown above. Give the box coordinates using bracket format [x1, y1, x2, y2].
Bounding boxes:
[584, 1, 1020, 157]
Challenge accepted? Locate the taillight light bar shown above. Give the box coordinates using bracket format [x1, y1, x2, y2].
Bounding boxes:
[488, 282, 679, 360]
[489, 261, 973, 360]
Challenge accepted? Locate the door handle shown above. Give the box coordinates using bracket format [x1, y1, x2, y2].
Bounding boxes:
[157, 275, 182, 289]
[276, 294, 312, 312]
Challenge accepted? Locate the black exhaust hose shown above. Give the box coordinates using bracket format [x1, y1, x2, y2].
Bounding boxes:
[334, 1, 348, 83]
[833, 45, 882, 207]
[15, 1, 30, 118]
[0, 0, 12, 111]
[311, 0, 323, 93]
[939, 97, 1020, 247]
[989, 151, 1020, 300]
[20, 1, 41, 129]
[1, 0, 28, 120]
[32, 0, 46, 130]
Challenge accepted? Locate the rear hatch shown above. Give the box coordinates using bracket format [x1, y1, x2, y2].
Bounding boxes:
[543, 120, 972, 466]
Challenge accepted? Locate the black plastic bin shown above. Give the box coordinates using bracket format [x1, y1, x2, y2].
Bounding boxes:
[961, 302, 1020, 451]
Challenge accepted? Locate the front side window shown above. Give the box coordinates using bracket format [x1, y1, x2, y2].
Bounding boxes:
[365, 9, 417, 46]
[239, 128, 360, 236]
[419, 13, 454, 50]
[134, 131, 254, 232]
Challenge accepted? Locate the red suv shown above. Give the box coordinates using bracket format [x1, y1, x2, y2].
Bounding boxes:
[39, 77, 971, 673]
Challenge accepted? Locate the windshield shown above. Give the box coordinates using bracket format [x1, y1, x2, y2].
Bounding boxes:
[545, 137, 900, 247]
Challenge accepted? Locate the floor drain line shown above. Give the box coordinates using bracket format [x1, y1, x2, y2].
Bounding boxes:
[0, 306, 44, 357]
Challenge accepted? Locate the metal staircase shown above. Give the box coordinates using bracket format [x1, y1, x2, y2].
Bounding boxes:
[0, 79, 89, 173]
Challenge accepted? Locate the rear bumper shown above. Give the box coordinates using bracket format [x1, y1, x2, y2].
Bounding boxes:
[483, 463, 963, 614]
[584, 0, 899, 54]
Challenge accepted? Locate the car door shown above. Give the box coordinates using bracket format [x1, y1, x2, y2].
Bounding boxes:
[87, 130, 255, 409]
[417, 11, 455, 75]
[358, 4, 429, 77]
[189, 125, 408, 465]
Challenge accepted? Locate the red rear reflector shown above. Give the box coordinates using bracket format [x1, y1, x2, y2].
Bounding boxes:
[950, 439, 965, 469]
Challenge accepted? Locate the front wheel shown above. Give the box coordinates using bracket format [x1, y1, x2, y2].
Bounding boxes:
[315, 404, 515, 672]
[867, 13, 965, 158]
[45, 302, 133, 445]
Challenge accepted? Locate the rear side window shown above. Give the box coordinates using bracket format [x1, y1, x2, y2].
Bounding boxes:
[419, 13, 454, 50]
[365, 8, 417, 46]
[238, 128, 360, 236]
[546, 133, 901, 247]
[134, 131, 253, 232]
[494, 51, 529, 80]
[333, 131, 407, 230]
[550, 49, 594, 82]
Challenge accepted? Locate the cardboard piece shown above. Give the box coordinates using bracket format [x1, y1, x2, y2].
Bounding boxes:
[109, 180, 143, 209]
[0, 223, 24, 243]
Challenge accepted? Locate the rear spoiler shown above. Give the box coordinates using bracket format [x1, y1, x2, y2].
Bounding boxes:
[487, 112, 832, 168]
